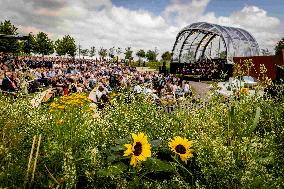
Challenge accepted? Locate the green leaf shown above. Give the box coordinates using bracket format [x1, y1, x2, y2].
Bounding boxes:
[229, 105, 235, 118]
[256, 156, 274, 164]
[115, 138, 129, 145]
[97, 162, 128, 177]
[107, 153, 126, 163]
[249, 107, 261, 134]
[150, 139, 162, 148]
[145, 158, 175, 173]
[110, 145, 125, 152]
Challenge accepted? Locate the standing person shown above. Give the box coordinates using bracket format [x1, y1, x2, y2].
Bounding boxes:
[183, 81, 191, 97]
[158, 77, 165, 97]
[172, 82, 177, 99]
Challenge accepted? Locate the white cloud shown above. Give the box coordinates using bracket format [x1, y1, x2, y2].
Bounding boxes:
[163, 0, 210, 27]
[0, 0, 282, 55]
[163, 0, 282, 51]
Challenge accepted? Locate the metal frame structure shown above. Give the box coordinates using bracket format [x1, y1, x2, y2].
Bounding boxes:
[171, 22, 260, 64]
[0, 34, 29, 40]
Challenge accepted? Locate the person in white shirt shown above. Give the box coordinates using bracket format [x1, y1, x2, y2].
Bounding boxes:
[134, 83, 142, 94]
[183, 81, 190, 97]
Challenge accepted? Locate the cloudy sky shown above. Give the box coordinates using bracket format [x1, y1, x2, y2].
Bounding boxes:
[0, 0, 283, 53]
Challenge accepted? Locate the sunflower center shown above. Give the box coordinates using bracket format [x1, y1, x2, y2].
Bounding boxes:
[133, 142, 143, 156]
[175, 144, 186, 154]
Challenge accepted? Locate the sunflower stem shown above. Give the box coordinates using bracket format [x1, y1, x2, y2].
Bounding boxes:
[172, 155, 193, 176]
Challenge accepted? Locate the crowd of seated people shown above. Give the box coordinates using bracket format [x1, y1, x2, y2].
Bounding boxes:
[0, 53, 193, 107]
[177, 59, 225, 80]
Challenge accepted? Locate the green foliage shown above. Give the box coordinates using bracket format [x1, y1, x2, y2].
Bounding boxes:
[89, 46, 96, 57]
[116, 47, 122, 55]
[55, 39, 64, 56]
[124, 47, 133, 60]
[219, 50, 227, 59]
[80, 49, 89, 57]
[33, 32, 54, 56]
[136, 60, 170, 71]
[161, 51, 171, 62]
[136, 49, 146, 59]
[146, 48, 159, 62]
[108, 46, 115, 58]
[55, 35, 77, 57]
[21, 33, 36, 54]
[98, 47, 107, 59]
[275, 37, 284, 55]
[0, 20, 20, 53]
[0, 91, 283, 188]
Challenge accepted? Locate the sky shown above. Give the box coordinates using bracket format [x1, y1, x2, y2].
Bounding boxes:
[0, 0, 283, 54]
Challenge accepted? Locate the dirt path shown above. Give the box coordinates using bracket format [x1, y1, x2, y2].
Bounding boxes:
[188, 81, 211, 99]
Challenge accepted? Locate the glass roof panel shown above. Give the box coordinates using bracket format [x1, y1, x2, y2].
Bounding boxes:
[172, 22, 260, 64]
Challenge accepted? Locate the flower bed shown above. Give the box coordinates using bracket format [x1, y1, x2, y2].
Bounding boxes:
[0, 91, 283, 188]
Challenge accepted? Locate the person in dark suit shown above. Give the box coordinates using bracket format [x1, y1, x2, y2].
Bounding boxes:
[1, 71, 18, 92]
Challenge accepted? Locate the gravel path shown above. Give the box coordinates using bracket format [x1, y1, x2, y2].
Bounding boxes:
[188, 81, 211, 99]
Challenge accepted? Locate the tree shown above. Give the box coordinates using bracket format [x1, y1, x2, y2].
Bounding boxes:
[116, 47, 122, 56]
[80, 49, 89, 57]
[0, 20, 20, 53]
[89, 46, 96, 58]
[136, 49, 145, 66]
[136, 49, 145, 59]
[219, 51, 227, 59]
[146, 49, 159, 62]
[261, 48, 272, 56]
[275, 37, 284, 55]
[108, 46, 115, 58]
[161, 51, 171, 62]
[63, 35, 76, 57]
[55, 35, 76, 57]
[124, 47, 133, 60]
[34, 32, 54, 56]
[98, 47, 107, 59]
[55, 39, 65, 56]
[21, 33, 36, 54]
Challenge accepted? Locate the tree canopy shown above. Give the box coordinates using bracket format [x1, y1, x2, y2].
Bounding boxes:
[33, 32, 54, 56]
[136, 49, 146, 59]
[124, 47, 133, 60]
[161, 51, 171, 62]
[99, 47, 107, 59]
[89, 46, 96, 57]
[80, 49, 89, 57]
[146, 49, 158, 62]
[0, 20, 20, 53]
[275, 37, 284, 55]
[108, 47, 115, 58]
[55, 35, 76, 57]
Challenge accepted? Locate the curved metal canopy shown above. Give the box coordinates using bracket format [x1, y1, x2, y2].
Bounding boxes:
[171, 22, 260, 64]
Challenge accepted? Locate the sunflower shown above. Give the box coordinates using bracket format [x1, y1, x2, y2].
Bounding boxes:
[123, 133, 151, 167]
[168, 136, 193, 163]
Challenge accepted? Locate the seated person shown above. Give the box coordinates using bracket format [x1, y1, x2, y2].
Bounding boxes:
[1, 71, 18, 93]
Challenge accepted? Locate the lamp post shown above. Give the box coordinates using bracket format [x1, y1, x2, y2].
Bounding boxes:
[78, 43, 81, 59]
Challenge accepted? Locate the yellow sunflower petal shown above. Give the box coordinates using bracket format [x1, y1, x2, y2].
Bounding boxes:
[124, 132, 152, 167]
[180, 155, 188, 163]
[123, 144, 133, 156]
[131, 133, 138, 142]
[168, 136, 194, 162]
[130, 156, 138, 167]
